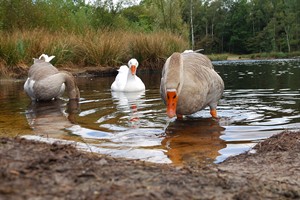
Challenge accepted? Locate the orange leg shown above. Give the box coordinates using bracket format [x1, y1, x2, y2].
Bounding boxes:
[176, 114, 183, 119]
[210, 109, 218, 118]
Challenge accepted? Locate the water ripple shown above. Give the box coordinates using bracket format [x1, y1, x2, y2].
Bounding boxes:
[2, 59, 300, 166]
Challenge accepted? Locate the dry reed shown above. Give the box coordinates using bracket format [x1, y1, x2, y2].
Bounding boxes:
[0, 29, 188, 77]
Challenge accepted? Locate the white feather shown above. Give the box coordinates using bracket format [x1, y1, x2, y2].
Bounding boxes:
[38, 54, 55, 62]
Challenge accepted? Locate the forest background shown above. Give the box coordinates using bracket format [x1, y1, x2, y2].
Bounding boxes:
[0, 0, 299, 76]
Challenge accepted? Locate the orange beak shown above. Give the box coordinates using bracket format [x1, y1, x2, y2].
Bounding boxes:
[131, 65, 136, 75]
[166, 90, 178, 118]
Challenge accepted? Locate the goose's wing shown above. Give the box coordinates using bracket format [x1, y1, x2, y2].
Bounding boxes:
[28, 62, 59, 81]
[111, 65, 128, 91]
[38, 54, 55, 62]
[46, 55, 55, 62]
[24, 78, 36, 100]
[182, 52, 214, 70]
[25, 61, 63, 101]
[180, 52, 224, 112]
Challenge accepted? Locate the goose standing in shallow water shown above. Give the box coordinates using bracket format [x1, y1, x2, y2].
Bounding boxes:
[160, 52, 224, 118]
[111, 58, 145, 92]
[24, 56, 80, 101]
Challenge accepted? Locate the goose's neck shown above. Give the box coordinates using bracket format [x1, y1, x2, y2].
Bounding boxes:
[165, 52, 184, 95]
[61, 71, 80, 100]
[127, 70, 136, 81]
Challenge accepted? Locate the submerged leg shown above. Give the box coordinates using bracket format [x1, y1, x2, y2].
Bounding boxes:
[210, 109, 218, 118]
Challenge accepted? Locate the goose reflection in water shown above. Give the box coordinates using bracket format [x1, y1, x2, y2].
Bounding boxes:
[111, 91, 145, 128]
[162, 118, 226, 166]
[25, 99, 80, 137]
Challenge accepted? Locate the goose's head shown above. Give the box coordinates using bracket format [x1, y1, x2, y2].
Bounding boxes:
[164, 53, 184, 118]
[128, 58, 139, 75]
[38, 54, 55, 62]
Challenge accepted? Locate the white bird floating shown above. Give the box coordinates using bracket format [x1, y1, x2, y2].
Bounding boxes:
[24, 54, 80, 101]
[111, 58, 145, 92]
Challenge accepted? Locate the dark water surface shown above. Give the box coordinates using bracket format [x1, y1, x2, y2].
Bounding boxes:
[1, 59, 300, 166]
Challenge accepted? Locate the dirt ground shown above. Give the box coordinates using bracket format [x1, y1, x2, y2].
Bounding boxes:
[0, 130, 299, 200]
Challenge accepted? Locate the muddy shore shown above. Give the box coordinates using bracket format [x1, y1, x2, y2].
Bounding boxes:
[0, 131, 299, 200]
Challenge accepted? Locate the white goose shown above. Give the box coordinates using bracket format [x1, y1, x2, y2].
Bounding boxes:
[24, 55, 80, 101]
[160, 52, 224, 118]
[111, 58, 145, 92]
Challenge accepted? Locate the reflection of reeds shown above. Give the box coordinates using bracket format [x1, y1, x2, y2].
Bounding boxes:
[0, 29, 188, 77]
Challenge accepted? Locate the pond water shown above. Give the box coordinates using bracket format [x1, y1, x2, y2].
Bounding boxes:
[1, 59, 300, 166]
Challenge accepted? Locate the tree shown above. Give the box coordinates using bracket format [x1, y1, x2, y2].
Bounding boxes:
[121, 5, 156, 32]
[140, 0, 188, 35]
[0, 0, 298, 53]
[224, 0, 252, 53]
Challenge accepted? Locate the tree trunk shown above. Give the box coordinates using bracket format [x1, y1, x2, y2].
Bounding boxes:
[252, 20, 255, 36]
[211, 23, 214, 40]
[190, 0, 194, 50]
[272, 22, 276, 52]
[284, 26, 291, 52]
[169, 0, 172, 32]
[206, 20, 208, 36]
[221, 35, 224, 53]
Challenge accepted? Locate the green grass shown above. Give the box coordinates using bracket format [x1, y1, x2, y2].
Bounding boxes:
[208, 52, 300, 61]
[207, 54, 229, 61]
[242, 51, 300, 60]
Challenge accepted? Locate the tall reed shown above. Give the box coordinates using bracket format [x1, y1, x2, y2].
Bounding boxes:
[129, 31, 188, 69]
[0, 29, 189, 77]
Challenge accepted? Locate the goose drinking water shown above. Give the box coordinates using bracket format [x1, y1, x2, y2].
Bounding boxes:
[160, 52, 224, 119]
[24, 54, 80, 101]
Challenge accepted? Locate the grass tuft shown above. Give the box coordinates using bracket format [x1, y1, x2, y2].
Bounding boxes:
[208, 54, 229, 61]
[0, 29, 188, 77]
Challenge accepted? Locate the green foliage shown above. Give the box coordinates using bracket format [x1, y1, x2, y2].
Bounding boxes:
[120, 5, 156, 32]
[182, 0, 300, 53]
[0, 0, 299, 58]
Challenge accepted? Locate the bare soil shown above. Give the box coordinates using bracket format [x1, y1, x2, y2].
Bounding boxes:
[0, 131, 299, 200]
